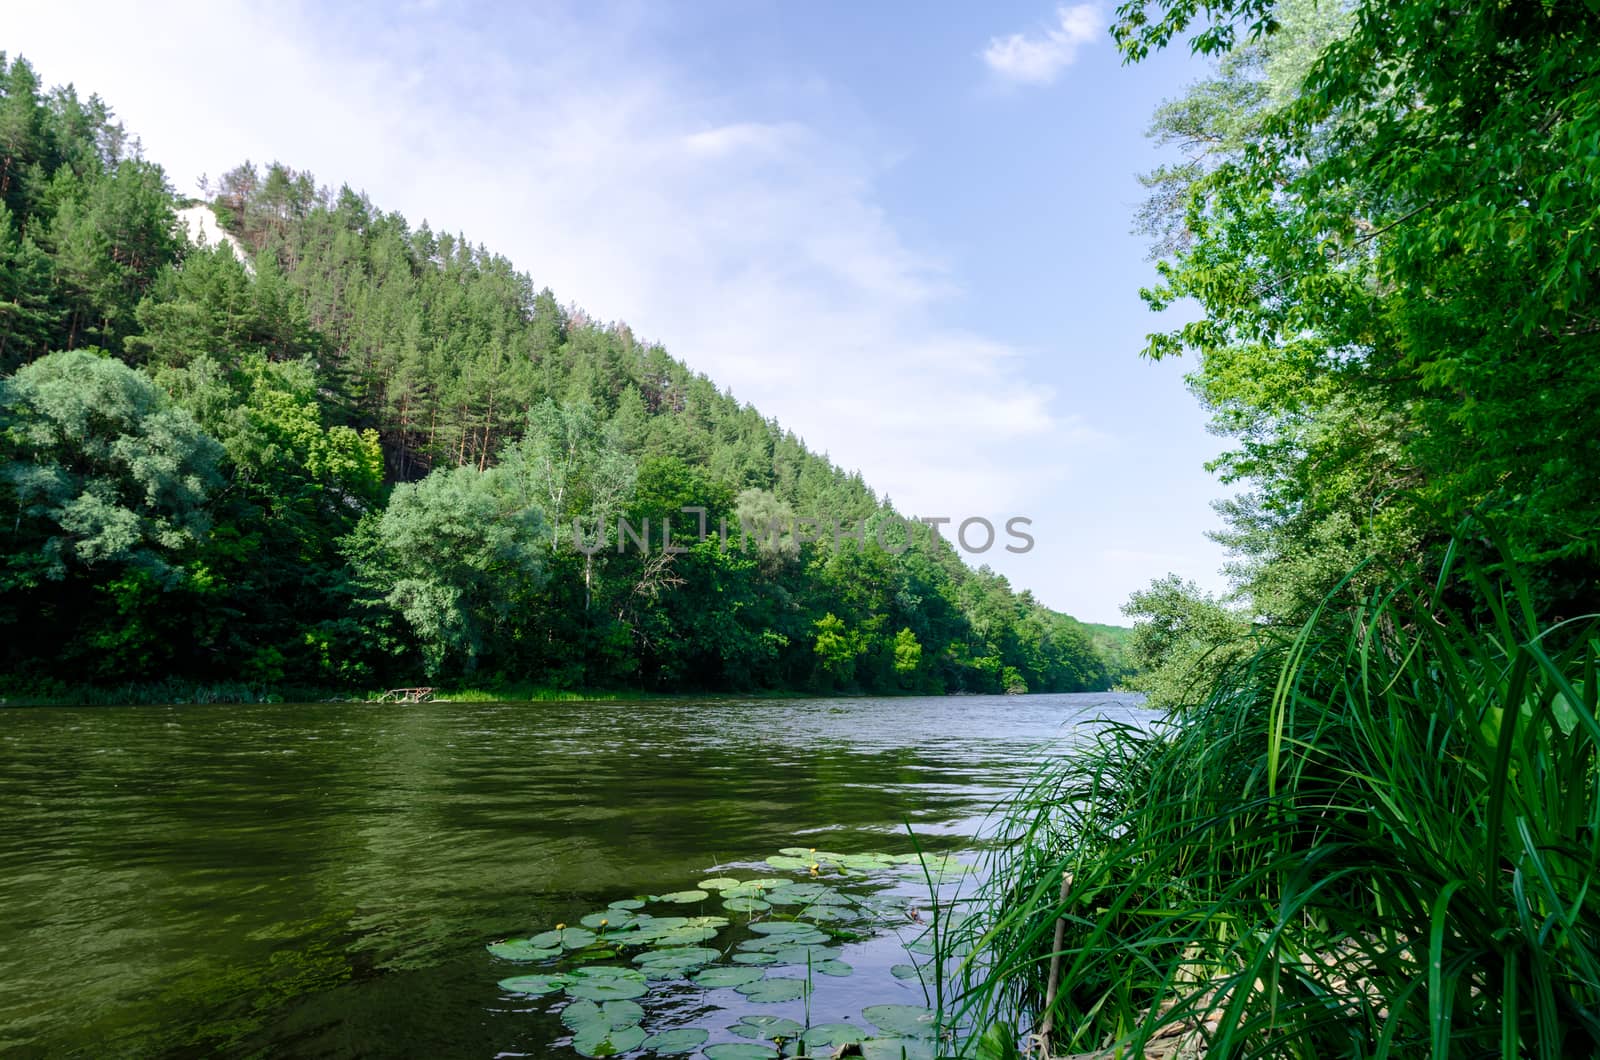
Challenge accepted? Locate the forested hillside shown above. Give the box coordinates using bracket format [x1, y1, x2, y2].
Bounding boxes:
[0, 52, 1121, 697]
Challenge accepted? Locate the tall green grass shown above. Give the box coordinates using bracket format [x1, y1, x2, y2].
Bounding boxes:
[951, 554, 1600, 1058]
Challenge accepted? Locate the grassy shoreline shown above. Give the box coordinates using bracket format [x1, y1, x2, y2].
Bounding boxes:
[950, 556, 1600, 1058]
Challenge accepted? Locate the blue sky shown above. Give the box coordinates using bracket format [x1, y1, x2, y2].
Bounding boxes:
[9, 1, 1231, 624]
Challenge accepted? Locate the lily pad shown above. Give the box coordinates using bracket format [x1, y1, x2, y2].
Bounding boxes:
[760, 888, 810, 906]
[723, 896, 771, 913]
[609, 898, 646, 910]
[767, 944, 836, 965]
[802, 1023, 867, 1048]
[698, 877, 742, 890]
[638, 944, 721, 962]
[691, 965, 766, 988]
[765, 854, 810, 871]
[728, 1015, 804, 1040]
[798, 904, 853, 922]
[776, 847, 816, 857]
[641, 1027, 710, 1054]
[859, 1038, 936, 1060]
[645, 925, 718, 946]
[654, 889, 709, 904]
[561, 999, 645, 1031]
[528, 926, 598, 950]
[890, 963, 923, 980]
[565, 968, 649, 1001]
[812, 958, 852, 976]
[497, 972, 572, 995]
[731, 951, 779, 965]
[572, 1023, 647, 1058]
[486, 938, 562, 961]
[735, 976, 811, 1003]
[704, 1045, 778, 1060]
[862, 1005, 937, 1038]
[749, 921, 817, 936]
[581, 911, 642, 932]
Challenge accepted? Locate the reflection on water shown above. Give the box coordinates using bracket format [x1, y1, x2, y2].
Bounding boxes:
[0, 693, 1148, 1058]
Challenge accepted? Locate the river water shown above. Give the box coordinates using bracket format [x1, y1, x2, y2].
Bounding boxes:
[0, 693, 1148, 1058]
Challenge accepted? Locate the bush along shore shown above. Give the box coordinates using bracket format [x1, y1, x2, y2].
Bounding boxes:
[947, 547, 1600, 1058]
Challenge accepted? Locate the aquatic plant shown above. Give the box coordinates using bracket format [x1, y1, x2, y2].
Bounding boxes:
[950, 555, 1600, 1057]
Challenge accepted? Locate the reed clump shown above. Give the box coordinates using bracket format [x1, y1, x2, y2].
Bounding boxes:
[953, 552, 1600, 1058]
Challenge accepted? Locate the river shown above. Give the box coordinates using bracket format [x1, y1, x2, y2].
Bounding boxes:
[0, 693, 1148, 1058]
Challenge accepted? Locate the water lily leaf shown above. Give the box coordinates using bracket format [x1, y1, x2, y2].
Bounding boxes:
[566, 978, 648, 1001]
[565, 967, 648, 1001]
[692, 965, 766, 988]
[609, 898, 646, 910]
[802, 1023, 867, 1048]
[634, 946, 720, 967]
[486, 938, 562, 961]
[684, 915, 730, 929]
[731, 951, 779, 964]
[767, 944, 835, 966]
[531, 927, 596, 950]
[728, 1015, 804, 1040]
[497, 973, 572, 995]
[655, 889, 709, 904]
[572, 1023, 647, 1058]
[648, 925, 718, 946]
[798, 905, 852, 922]
[859, 1038, 935, 1060]
[890, 963, 923, 980]
[776, 847, 816, 857]
[771, 882, 827, 898]
[765, 855, 810, 871]
[704, 1044, 777, 1060]
[749, 921, 815, 936]
[698, 877, 742, 890]
[862, 1005, 937, 1037]
[812, 959, 852, 976]
[761, 888, 810, 906]
[723, 896, 771, 913]
[641, 1028, 710, 1054]
[581, 911, 643, 932]
[837, 853, 894, 871]
[561, 999, 644, 1031]
[735, 976, 811, 1003]
[572, 965, 647, 981]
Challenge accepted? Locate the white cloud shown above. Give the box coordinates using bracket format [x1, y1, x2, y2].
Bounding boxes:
[5, 0, 1098, 523]
[983, 4, 1106, 86]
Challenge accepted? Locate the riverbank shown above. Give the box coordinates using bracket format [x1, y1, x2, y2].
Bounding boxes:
[953, 560, 1600, 1058]
[1, 678, 1080, 708]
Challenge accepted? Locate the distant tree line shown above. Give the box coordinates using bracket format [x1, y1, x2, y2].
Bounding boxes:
[0, 52, 1125, 696]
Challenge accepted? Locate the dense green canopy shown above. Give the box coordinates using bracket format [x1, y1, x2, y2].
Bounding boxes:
[0, 52, 1119, 696]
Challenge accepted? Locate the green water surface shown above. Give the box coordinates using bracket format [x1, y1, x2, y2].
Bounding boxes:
[0, 693, 1147, 1057]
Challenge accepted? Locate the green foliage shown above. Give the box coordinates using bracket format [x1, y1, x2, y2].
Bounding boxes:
[349, 464, 545, 675]
[957, 554, 1600, 1057]
[1124, 0, 1600, 627]
[1121, 573, 1250, 709]
[0, 52, 1125, 696]
[0, 348, 220, 584]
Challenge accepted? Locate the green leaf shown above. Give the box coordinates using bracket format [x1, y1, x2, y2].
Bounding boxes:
[862, 1005, 936, 1037]
[486, 938, 562, 961]
[572, 1023, 646, 1058]
[640, 1028, 710, 1054]
[691, 966, 766, 988]
[802, 1023, 868, 1048]
[704, 1044, 778, 1060]
[734, 976, 811, 1003]
[727, 1015, 804, 1040]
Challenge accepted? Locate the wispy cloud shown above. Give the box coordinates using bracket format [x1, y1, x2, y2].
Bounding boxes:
[5, 0, 1093, 522]
[983, 4, 1106, 86]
